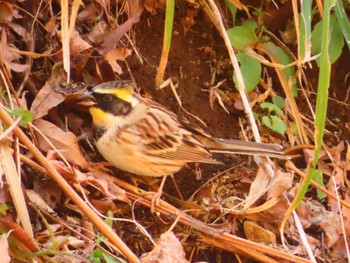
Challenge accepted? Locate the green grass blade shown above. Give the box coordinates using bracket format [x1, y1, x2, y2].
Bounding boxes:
[294, 0, 335, 207]
[299, 0, 312, 60]
[335, 0, 350, 49]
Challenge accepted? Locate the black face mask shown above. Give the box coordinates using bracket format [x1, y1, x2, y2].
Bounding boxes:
[92, 93, 132, 116]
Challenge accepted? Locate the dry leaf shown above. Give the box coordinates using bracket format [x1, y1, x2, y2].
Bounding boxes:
[0, 2, 14, 22]
[141, 232, 187, 263]
[30, 82, 65, 119]
[33, 119, 89, 169]
[0, 238, 10, 263]
[57, 30, 92, 56]
[342, 194, 350, 235]
[243, 221, 276, 245]
[30, 64, 67, 119]
[104, 47, 132, 74]
[98, 1, 143, 55]
[266, 170, 293, 199]
[26, 189, 55, 214]
[244, 166, 270, 209]
[0, 30, 29, 73]
[81, 171, 129, 204]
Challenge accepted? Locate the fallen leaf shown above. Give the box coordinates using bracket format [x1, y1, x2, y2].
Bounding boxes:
[97, 1, 143, 55]
[0, 2, 13, 22]
[141, 232, 187, 263]
[30, 64, 67, 119]
[77, 3, 101, 22]
[0, 30, 29, 73]
[81, 170, 129, 204]
[33, 119, 89, 169]
[266, 170, 293, 199]
[104, 47, 132, 75]
[244, 166, 270, 209]
[0, 238, 10, 263]
[308, 200, 341, 248]
[57, 30, 92, 56]
[26, 189, 55, 214]
[244, 221, 276, 245]
[342, 194, 350, 235]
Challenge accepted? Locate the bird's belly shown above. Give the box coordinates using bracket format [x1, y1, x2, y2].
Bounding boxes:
[96, 134, 184, 177]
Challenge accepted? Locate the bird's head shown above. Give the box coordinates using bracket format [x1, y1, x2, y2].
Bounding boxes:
[86, 80, 140, 128]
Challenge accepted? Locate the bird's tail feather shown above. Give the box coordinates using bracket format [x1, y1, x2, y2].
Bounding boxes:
[205, 138, 289, 159]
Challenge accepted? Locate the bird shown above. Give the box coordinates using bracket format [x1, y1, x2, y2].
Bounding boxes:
[84, 80, 287, 207]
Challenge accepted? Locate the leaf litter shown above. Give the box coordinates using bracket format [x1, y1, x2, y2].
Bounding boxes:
[0, 1, 349, 262]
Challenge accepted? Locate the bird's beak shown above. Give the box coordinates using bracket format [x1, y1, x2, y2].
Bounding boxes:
[75, 91, 96, 107]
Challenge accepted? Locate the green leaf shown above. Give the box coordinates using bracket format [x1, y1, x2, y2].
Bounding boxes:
[10, 106, 33, 128]
[272, 96, 285, 109]
[242, 20, 257, 32]
[335, 0, 350, 50]
[263, 42, 298, 97]
[312, 170, 327, 200]
[105, 210, 113, 227]
[298, 0, 312, 59]
[311, 13, 344, 65]
[262, 115, 286, 135]
[0, 203, 9, 215]
[233, 52, 261, 92]
[227, 23, 258, 50]
[224, 0, 237, 25]
[260, 102, 283, 115]
[89, 249, 126, 263]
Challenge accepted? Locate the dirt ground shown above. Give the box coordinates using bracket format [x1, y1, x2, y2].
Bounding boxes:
[2, 0, 350, 262]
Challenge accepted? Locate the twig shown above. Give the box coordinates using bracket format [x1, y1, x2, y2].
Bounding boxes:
[0, 105, 140, 263]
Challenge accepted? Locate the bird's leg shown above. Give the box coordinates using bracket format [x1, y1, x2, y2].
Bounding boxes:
[151, 175, 168, 212]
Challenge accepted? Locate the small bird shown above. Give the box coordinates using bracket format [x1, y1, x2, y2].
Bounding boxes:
[85, 80, 287, 206]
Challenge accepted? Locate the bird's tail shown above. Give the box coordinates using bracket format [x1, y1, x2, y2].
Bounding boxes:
[203, 137, 289, 159]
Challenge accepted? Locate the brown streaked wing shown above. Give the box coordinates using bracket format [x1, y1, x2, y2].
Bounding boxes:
[138, 99, 220, 164]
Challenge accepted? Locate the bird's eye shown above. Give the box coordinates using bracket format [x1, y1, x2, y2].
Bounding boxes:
[103, 94, 113, 102]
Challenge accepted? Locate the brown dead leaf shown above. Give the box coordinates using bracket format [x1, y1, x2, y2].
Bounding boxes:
[295, 200, 312, 228]
[30, 82, 65, 119]
[327, 167, 345, 213]
[144, 0, 166, 12]
[266, 199, 288, 220]
[307, 200, 341, 248]
[244, 166, 270, 209]
[342, 194, 350, 235]
[97, 1, 143, 55]
[26, 189, 55, 214]
[44, 16, 57, 33]
[267, 170, 293, 199]
[193, 185, 222, 211]
[77, 3, 101, 22]
[80, 171, 129, 204]
[331, 235, 349, 258]
[33, 119, 89, 169]
[0, 238, 10, 263]
[57, 30, 92, 56]
[33, 178, 62, 209]
[30, 63, 67, 119]
[90, 198, 125, 214]
[243, 221, 276, 245]
[0, 30, 29, 73]
[104, 47, 132, 75]
[0, 2, 14, 22]
[141, 232, 187, 263]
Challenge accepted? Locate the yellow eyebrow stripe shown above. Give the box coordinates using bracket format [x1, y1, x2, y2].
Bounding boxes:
[113, 87, 133, 102]
[94, 86, 133, 102]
